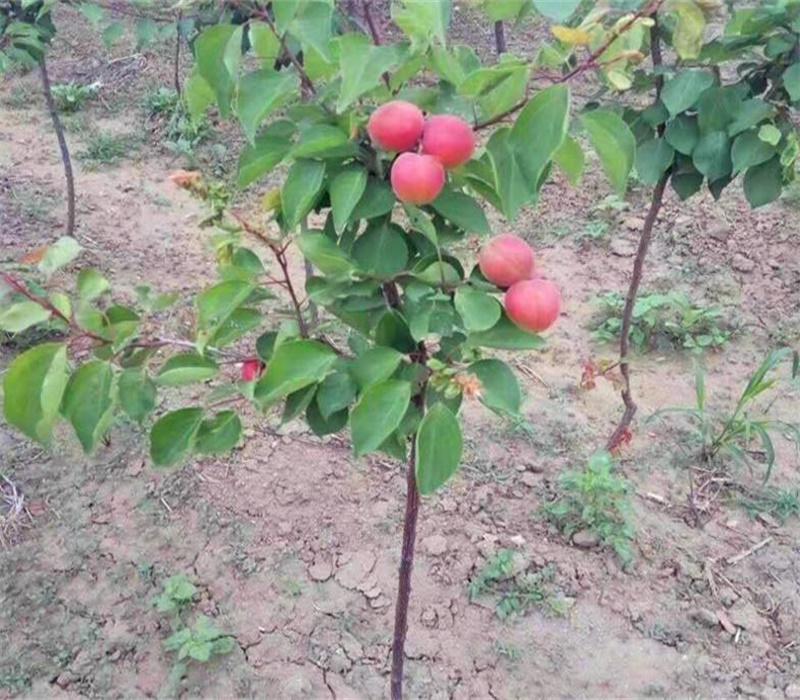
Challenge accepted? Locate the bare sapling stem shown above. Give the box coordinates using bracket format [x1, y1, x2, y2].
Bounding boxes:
[390, 438, 421, 700]
[494, 20, 507, 55]
[39, 55, 75, 237]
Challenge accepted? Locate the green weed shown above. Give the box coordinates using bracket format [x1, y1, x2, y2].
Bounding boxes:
[590, 290, 732, 352]
[468, 550, 566, 620]
[51, 82, 99, 113]
[153, 574, 196, 617]
[1, 83, 33, 109]
[650, 349, 800, 482]
[542, 451, 636, 565]
[144, 87, 212, 165]
[77, 132, 138, 168]
[739, 486, 800, 523]
[163, 615, 236, 663]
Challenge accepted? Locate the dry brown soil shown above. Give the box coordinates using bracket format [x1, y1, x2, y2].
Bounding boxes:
[1, 5, 799, 700]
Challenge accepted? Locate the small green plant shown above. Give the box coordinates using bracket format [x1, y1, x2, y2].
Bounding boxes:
[543, 451, 635, 565]
[591, 290, 731, 352]
[51, 81, 98, 112]
[467, 550, 565, 620]
[145, 87, 212, 164]
[651, 349, 800, 482]
[77, 132, 137, 168]
[493, 641, 522, 664]
[739, 486, 800, 524]
[153, 574, 196, 616]
[163, 615, 236, 663]
[579, 219, 610, 244]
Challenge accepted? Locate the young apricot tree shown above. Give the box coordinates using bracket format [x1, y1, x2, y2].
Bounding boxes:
[0, 0, 743, 696]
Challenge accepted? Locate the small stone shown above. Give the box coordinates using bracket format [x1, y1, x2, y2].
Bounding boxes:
[719, 586, 739, 608]
[785, 684, 800, 699]
[328, 648, 352, 674]
[108, 649, 122, 662]
[572, 529, 600, 549]
[767, 259, 781, 270]
[421, 607, 438, 628]
[623, 216, 645, 231]
[610, 238, 637, 257]
[440, 497, 457, 512]
[308, 558, 333, 582]
[422, 535, 448, 557]
[756, 512, 780, 529]
[56, 673, 77, 689]
[739, 680, 763, 697]
[729, 600, 768, 633]
[707, 222, 732, 241]
[761, 688, 785, 700]
[520, 473, 538, 488]
[509, 534, 526, 547]
[370, 595, 391, 610]
[732, 253, 756, 273]
[689, 609, 719, 628]
[717, 609, 737, 635]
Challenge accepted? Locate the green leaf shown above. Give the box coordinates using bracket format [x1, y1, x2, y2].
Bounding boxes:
[184, 71, 215, 121]
[209, 307, 263, 348]
[731, 131, 776, 174]
[467, 313, 546, 350]
[291, 124, 356, 160]
[237, 68, 299, 143]
[195, 410, 242, 454]
[249, 21, 280, 62]
[670, 155, 704, 200]
[692, 131, 732, 182]
[254, 340, 337, 406]
[290, 1, 334, 60]
[298, 232, 354, 278]
[581, 109, 636, 194]
[553, 135, 585, 185]
[102, 21, 124, 49]
[38, 236, 81, 277]
[77, 268, 109, 301]
[661, 69, 715, 118]
[196, 280, 254, 351]
[150, 408, 204, 467]
[79, 3, 105, 27]
[306, 401, 348, 436]
[728, 99, 774, 137]
[351, 178, 395, 221]
[469, 359, 521, 416]
[531, 0, 581, 21]
[635, 138, 674, 185]
[316, 369, 357, 419]
[330, 167, 368, 234]
[0, 301, 51, 333]
[696, 86, 741, 134]
[282, 159, 326, 228]
[350, 379, 411, 456]
[783, 63, 800, 102]
[743, 156, 783, 209]
[60, 360, 115, 453]
[375, 310, 416, 352]
[392, 0, 451, 47]
[415, 403, 462, 494]
[352, 221, 409, 278]
[118, 368, 156, 424]
[156, 353, 219, 386]
[454, 287, 502, 332]
[488, 84, 570, 218]
[670, 0, 706, 59]
[664, 115, 700, 155]
[431, 187, 489, 234]
[758, 124, 782, 146]
[336, 33, 401, 111]
[3, 343, 69, 445]
[194, 24, 242, 117]
[350, 347, 403, 389]
[237, 120, 295, 188]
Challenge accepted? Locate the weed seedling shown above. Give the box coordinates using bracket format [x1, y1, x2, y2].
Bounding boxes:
[591, 290, 732, 352]
[77, 132, 138, 168]
[51, 82, 99, 113]
[650, 349, 800, 482]
[543, 451, 635, 565]
[739, 486, 800, 523]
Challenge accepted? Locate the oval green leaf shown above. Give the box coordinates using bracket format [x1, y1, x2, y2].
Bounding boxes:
[415, 403, 463, 495]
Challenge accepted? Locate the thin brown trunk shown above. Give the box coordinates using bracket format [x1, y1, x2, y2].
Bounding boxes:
[606, 18, 666, 452]
[174, 12, 182, 96]
[390, 441, 420, 700]
[39, 56, 75, 237]
[494, 20, 507, 55]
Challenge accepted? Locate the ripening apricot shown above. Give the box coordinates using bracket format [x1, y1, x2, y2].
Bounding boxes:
[390, 153, 446, 205]
[367, 100, 425, 152]
[504, 278, 561, 333]
[241, 358, 265, 382]
[478, 234, 535, 288]
[421, 114, 475, 168]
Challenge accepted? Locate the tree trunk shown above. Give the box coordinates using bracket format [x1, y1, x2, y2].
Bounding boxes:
[494, 20, 507, 55]
[39, 56, 75, 237]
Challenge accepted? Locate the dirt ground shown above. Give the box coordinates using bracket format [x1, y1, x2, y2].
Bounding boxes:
[1, 5, 799, 700]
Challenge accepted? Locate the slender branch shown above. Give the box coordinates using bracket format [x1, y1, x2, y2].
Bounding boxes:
[362, 0, 392, 89]
[274, 247, 309, 338]
[1, 271, 77, 330]
[256, 8, 317, 95]
[606, 15, 668, 453]
[39, 56, 76, 236]
[473, 0, 665, 131]
[174, 11, 183, 96]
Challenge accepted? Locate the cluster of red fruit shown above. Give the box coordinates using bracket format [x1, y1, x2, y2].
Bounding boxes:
[479, 234, 561, 333]
[367, 100, 475, 205]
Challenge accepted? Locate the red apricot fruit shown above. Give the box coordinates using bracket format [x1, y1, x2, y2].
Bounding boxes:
[421, 114, 475, 168]
[367, 100, 425, 152]
[390, 153, 446, 205]
[504, 278, 561, 333]
[241, 358, 265, 382]
[478, 234, 535, 288]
